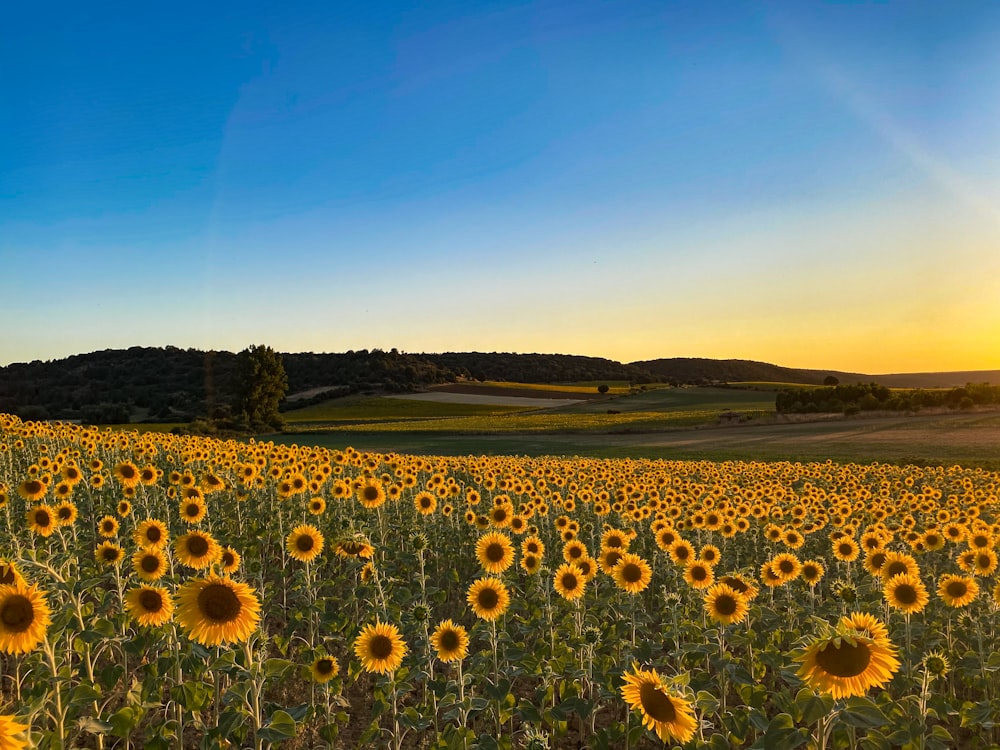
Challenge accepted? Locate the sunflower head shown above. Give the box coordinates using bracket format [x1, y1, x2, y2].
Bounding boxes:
[431, 619, 469, 663]
[796, 614, 900, 699]
[467, 577, 510, 622]
[287, 525, 325, 563]
[125, 585, 174, 628]
[176, 575, 261, 646]
[311, 655, 340, 684]
[620, 665, 698, 744]
[0, 583, 51, 654]
[354, 620, 407, 674]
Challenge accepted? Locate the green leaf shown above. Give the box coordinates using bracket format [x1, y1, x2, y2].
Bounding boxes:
[840, 697, 889, 728]
[263, 658, 295, 680]
[794, 688, 834, 725]
[109, 707, 142, 739]
[257, 709, 297, 742]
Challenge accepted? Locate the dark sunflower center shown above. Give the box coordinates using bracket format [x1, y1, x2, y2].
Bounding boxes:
[778, 560, 795, 574]
[638, 683, 677, 722]
[674, 547, 689, 561]
[420, 498, 432, 508]
[120, 466, 136, 479]
[58, 507, 72, 519]
[363, 487, 379, 502]
[620, 562, 647, 583]
[869, 553, 886, 570]
[838, 544, 853, 556]
[439, 630, 460, 651]
[485, 543, 505, 562]
[369, 634, 393, 660]
[139, 590, 164, 612]
[197, 583, 241, 622]
[187, 536, 210, 556]
[607, 536, 624, 548]
[690, 566, 707, 582]
[102, 547, 119, 561]
[976, 554, 992, 569]
[146, 527, 162, 543]
[561, 573, 579, 590]
[477, 588, 500, 610]
[714, 594, 738, 616]
[24, 480, 43, 495]
[1, 595, 34, 631]
[36, 510, 52, 527]
[492, 510, 507, 522]
[141, 555, 160, 573]
[884, 562, 908, 578]
[815, 639, 872, 678]
[526, 543, 539, 554]
[316, 658, 335, 675]
[606, 551, 623, 567]
[184, 503, 200, 517]
[946, 581, 968, 598]
[222, 552, 235, 567]
[296, 535, 315, 552]
[722, 577, 749, 594]
[894, 584, 917, 605]
[660, 533, 676, 546]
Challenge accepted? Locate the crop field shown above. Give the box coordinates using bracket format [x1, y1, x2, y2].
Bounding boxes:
[2, 413, 999, 749]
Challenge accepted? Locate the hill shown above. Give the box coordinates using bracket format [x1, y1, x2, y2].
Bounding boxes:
[1, 347, 997, 424]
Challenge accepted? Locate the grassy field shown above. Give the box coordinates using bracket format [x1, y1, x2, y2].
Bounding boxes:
[284, 395, 530, 423]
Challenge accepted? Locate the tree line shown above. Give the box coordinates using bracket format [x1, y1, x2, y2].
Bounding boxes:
[775, 382, 999, 415]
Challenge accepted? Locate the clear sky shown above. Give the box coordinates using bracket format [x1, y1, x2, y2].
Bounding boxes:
[3, 1, 999, 372]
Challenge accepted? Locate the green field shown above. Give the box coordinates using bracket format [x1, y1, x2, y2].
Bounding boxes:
[284, 395, 530, 423]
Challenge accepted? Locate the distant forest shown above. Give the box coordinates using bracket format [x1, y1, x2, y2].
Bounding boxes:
[2, 346, 997, 425]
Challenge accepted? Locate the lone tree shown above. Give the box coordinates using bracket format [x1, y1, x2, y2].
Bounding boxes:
[234, 345, 288, 430]
[597, 384, 610, 395]
[823, 375, 840, 386]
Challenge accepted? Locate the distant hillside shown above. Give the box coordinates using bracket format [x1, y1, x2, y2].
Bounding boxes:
[2, 347, 996, 424]
[631, 358, 1000, 389]
[630, 358, 858, 385]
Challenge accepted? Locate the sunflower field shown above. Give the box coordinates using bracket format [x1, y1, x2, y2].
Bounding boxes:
[1, 413, 999, 749]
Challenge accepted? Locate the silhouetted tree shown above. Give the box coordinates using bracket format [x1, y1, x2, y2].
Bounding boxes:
[598, 384, 610, 394]
[823, 375, 840, 386]
[234, 345, 288, 430]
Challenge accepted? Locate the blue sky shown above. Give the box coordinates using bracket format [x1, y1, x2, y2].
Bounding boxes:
[3, 1, 999, 371]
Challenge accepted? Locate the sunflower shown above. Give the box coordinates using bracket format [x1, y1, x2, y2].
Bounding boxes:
[431, 619, 469, 663]
[601, 528, 631, 552]
[95, 541, 125, 567]
[620, 665, 697, 744]
[0, 714, 29, 750]
[667, 539, 695, 566]
[704, 583, 749, 626]
[0, 584, 51, 654]
[55, 501, 78, 526]
[98, 515, 119, 538]
[489, 502, 513, 528]
[576, 556, 598, 582]
[354, 620, 407, 674]
[476, 532, 515, 574]
[614, 553, 653, 594]
[134, 519, 169, 550]
[553, 563, 587, 601]
[287, 525, 325, 563]
[883, 573, 929, 615]
[308, 496, 326, 515]
[937, 574, 978, 608]
[17, 478, 47, 502]
[179, 497, 207, 525]
[113, 461, 141, 488]
[467, 577, 510, 622]
[718, 574, 758, 601]
[863, 549, 888, 577]
[879, 551, 920, 582]
[800, 560, 825, 586]
[174, 531, 222, 570]
[521, 536, 545, 558]
[654, 527, 679, 552]
[26, 505, 57, 537]
[124, 585, 174, 627]
[832, 537, 860, 562]
[335, 540, 375, 559]
[219, 546, 242, 575]
[683, 561, 715, 590]
[132, 548, 169, 582]
[0, 562, 25, 588]
[562, 540, 589, 564]
[520, 553, 542, 575]
[311, 655, 340, 684]
[176, 575, 261, 646]
[357, 481, 386, 509]
[598, 548, 625, 575]
[770, 553, 801, 583]
[699, 544, 722, 566]
[796, 618, 900, 699]
[414, 491, 437, 516]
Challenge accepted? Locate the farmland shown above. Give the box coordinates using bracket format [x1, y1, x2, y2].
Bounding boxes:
[1, 409, 999, 748]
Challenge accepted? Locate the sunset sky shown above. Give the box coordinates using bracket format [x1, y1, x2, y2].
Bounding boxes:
[3, 1, 999, 372]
